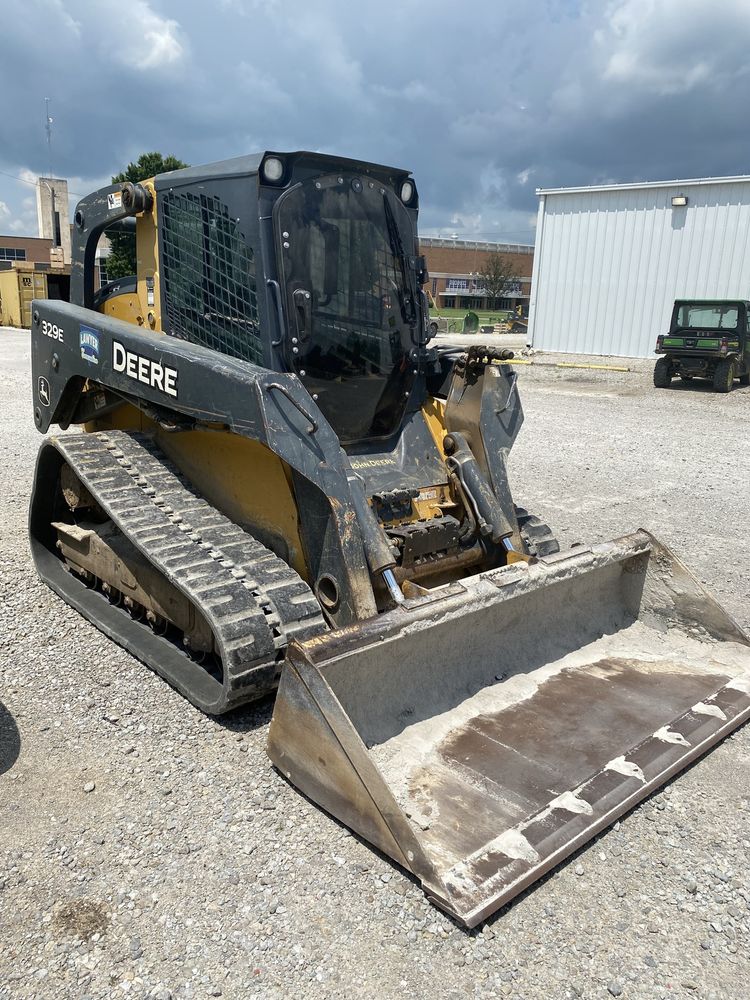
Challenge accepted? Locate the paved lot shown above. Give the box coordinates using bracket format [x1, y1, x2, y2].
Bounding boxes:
[1, 327, 749, 1000]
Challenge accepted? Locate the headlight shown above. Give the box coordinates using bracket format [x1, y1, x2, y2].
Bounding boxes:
[400, 180, 414, 204]
[262, 156, 285, 183]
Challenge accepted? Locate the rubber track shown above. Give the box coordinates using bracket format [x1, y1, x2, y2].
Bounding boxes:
[55, 430, 326, 712]
[514, 504, 560, 558]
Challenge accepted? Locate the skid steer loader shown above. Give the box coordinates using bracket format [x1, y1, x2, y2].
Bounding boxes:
[29, 152, 750, 926]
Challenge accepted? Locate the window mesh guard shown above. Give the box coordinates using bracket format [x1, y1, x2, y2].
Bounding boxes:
[160, 191, 262, 364]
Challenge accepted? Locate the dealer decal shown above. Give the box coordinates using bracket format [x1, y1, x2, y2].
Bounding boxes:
[80, 325, 100, 365]
[112, 340, 178, 398]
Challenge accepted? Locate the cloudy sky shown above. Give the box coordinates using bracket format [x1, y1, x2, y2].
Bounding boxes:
[1, 0, 750, 243]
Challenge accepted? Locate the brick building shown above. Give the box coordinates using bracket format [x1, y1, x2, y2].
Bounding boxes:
[0, 230, 109, 290]
[419, 237, 534, 314]
[0, 234, 57, 264]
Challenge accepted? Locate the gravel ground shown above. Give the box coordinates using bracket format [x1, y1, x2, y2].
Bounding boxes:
[1, 327, 749, 1000]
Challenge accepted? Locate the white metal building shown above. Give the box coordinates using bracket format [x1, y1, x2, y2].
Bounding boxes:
[528, 175, 750, 358]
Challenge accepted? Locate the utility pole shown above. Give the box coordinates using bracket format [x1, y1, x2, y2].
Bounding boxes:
[43, 98, 57, 247]
[45, 98, 53, 177]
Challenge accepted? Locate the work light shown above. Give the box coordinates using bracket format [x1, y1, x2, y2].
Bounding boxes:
[262, 156, 285, 183]
[400, 180, 414, 205]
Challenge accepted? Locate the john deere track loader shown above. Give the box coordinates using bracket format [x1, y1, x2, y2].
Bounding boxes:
[30, 152, 750, 926]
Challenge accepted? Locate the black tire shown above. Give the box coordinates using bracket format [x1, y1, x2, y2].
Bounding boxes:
[653, 358, 672, 388]
[429, 321, 438, 336]
[713, 359, 735, 393]
[514, 505, 560, 558]
[739, 370, 750, 387]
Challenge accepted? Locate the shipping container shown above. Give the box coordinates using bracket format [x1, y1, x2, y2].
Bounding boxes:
[0, 265, 70, 328]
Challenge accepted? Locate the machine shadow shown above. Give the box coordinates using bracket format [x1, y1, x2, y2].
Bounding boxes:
[0, 700, 21, 777]
[667, 379, 720, 393]
[219, 691, 276, 734]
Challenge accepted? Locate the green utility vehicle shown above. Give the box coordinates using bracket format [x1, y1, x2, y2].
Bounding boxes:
[654, 299, 750, 392]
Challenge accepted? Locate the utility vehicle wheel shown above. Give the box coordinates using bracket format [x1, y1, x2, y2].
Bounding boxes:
[653, 358, 672, 388]
[713, 359, 735, 393]
[739, 370, 750, 387]
[429, 321, 438, 336]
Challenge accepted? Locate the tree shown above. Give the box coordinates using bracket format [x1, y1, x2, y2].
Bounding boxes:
[105, 152, 189, 280]
[477, 253, 519, 309]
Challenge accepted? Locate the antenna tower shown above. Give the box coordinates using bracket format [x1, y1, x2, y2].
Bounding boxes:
[45, 98, 53, 177]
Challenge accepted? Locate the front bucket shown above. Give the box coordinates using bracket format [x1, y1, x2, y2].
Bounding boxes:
[268, 531, 750, 927]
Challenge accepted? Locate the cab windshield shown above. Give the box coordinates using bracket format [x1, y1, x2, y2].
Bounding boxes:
[675, 303, 740, 331]
[275, 174, 420, 442]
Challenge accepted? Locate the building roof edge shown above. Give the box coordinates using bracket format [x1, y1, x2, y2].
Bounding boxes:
[536, 174, 750, 197]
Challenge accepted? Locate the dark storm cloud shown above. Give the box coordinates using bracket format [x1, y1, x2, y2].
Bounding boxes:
[1, 0, 750, 241]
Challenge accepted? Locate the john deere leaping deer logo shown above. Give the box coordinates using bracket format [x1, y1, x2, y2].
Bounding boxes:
[37, 376, 50, 407]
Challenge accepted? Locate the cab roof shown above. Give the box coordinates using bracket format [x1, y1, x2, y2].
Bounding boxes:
[674, 298, 750, 307]
[153, 151, 412, 190]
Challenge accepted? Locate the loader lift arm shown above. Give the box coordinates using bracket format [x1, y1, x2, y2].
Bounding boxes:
[31, 299, 377, 630]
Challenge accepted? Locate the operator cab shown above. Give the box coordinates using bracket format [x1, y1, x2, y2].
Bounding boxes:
[72, 151, 432, 444]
